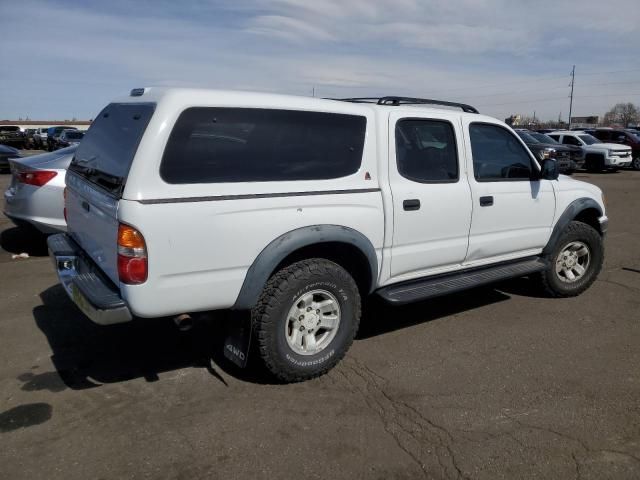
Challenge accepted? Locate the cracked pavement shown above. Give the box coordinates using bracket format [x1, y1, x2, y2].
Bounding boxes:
[1, 169, 639, 479]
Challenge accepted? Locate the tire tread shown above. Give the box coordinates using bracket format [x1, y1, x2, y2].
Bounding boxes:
[252, 259, 361, 383]
[538, 221, 603, 298]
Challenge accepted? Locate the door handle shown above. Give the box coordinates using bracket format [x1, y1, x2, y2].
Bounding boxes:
[479, 196, 494, 207]
[403, 199, 421, 211]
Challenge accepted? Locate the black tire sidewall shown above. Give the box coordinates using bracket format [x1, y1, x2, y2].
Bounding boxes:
[546, 222, 603, 295]
[255, 260, 360, 380]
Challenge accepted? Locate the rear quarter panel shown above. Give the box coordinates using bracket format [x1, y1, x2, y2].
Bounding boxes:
[118, 92, 384, 317]
[118, 193, 384, 317]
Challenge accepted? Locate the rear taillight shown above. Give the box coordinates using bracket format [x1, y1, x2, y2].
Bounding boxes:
[117, 223, 148, 285]
[17, 170, 57, 187]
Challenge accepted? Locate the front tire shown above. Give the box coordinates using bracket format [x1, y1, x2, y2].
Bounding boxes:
[252, 259, 361, 383]
[538, 221, 603, 297]
[632, 157, 640, 171]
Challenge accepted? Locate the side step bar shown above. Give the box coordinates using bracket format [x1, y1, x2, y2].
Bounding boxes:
[377, 257, 548, 305]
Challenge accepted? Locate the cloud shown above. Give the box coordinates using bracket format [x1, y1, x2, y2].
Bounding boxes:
[1, 0, 639, 120]
[245, 15, 335, 42]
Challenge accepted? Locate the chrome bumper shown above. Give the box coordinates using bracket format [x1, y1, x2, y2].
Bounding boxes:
[47, 234, 132, 325]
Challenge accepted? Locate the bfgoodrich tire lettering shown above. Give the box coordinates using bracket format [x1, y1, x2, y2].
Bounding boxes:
[538, 221, 603, 297]
[252, 259, 361, 383]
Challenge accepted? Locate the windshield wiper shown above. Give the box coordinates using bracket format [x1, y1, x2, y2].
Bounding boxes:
[69, 163, 124, 194]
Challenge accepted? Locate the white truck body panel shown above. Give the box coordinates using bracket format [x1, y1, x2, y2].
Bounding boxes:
[59, 88, 606, 320]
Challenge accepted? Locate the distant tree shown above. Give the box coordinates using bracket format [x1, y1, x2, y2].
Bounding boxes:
[603, 103, 639, 127]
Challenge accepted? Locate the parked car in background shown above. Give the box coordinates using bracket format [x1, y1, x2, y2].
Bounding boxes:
[46, 126, 77, 151]
[535, 129, 556, 134]
[0, 144, 21, 172]
[0, 126, 26, 149]
[32, 128, 49, 149]
[590, 128, 640, 170]
[528, 131, 584, 171]
[23, 129, 39, 149]
[3, 145, 76, 233]
[52, 129, 84, 149]
[514, 129, 576, 173]
[548, 131, 632, 171]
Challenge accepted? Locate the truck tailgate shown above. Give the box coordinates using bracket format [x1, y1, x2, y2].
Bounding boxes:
[66, 172, 120, 285]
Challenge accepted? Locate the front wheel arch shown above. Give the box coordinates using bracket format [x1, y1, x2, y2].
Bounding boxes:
[543, 199, 603, 257]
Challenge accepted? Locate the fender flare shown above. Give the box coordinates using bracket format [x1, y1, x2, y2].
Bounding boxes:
[232, 225, 378, 310]
[542, 198, 603, 256]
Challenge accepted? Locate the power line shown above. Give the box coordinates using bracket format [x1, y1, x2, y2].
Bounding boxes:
[476, 92, 640, 107]
[430, 67, 640, 97]
[476, 96, 567, 107]
[576, 68, 640, 77]
[578, 80, 640, 88]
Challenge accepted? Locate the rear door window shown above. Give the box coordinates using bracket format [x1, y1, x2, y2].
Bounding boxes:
[395, 119, 459, 183]
[69, 103, 155, 195]
[160, 107, 366, 184]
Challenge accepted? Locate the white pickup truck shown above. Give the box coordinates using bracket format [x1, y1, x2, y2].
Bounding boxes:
[548, 130, 632, 171]
[48, 88, 608, 382]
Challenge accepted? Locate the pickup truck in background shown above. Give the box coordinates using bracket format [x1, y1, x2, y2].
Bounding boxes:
[46, 126, 77, 151]
[0, 126, 26, 149]
[548, 130, 632, 171]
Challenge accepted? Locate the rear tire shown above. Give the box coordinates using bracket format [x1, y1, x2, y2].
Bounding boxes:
[251, 259, 361, 383]
[537, 221, 603, 297]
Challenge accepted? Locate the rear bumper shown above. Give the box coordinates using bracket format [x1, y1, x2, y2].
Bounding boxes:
[47, 233, 132, 325]
[4, 211, 66, 234]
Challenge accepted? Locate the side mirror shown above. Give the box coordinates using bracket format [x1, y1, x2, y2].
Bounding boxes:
[540, 158, 559, 180]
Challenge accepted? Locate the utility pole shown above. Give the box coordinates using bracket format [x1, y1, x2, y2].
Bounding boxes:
[568, 65, 575, 129]
[312, 86, 315, 98]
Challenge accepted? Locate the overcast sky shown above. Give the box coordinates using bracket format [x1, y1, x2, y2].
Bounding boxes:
[2, 0, 639, 121]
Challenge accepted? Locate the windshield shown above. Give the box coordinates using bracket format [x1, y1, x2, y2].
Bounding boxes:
[70, 102, 155, 195]
[515, 131, 539, 143]
[65, 131, 84, 140]
[531, 133, 558, 144]
[0, 126, 20, 132]
[579, 134, 601, 145]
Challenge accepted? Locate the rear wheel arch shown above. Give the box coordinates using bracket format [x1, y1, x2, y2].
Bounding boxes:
[233, 225, 378, 310]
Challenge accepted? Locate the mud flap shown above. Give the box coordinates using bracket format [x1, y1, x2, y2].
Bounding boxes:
[223, 311, 252, 368]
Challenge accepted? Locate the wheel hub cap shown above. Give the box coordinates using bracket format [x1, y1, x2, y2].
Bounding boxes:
[301, 313, 318, 330]
[555, 241, 590, 283]
[285, 289, 341, 356]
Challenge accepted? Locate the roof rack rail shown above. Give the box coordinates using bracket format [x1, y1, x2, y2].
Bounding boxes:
[335, 96, 479, 114]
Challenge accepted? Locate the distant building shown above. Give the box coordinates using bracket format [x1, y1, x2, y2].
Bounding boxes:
[570, 116, 599, 128]
[0, 120, 92, 130]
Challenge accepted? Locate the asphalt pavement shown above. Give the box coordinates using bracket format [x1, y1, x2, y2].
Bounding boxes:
[0, 168, 638, 479]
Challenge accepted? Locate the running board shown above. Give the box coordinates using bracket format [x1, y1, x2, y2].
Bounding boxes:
[377, 257, 548, 305]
